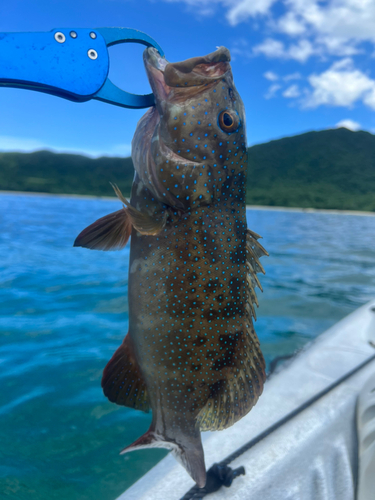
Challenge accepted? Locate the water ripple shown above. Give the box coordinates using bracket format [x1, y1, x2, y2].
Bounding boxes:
[0, 193, 374, 499]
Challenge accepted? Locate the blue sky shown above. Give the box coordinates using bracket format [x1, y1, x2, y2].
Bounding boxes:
[1, 0, 375, 157]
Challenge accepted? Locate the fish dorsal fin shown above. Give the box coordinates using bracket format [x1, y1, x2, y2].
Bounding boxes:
[245, 228, 269, 321]
[101, 334, 150, 412]
[197, 228, 268, 432]
[73, 208, 132, 251]
[111, 183, 168, 235]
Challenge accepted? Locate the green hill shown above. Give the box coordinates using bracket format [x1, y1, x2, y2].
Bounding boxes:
[247, 127, 375, 211]
[0, 151, 134, 197]
[0, 127, 374, 211]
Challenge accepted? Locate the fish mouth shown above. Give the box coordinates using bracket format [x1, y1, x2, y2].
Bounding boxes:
[144, 48, 170, 102]
[144, 47, 169, 73]
[144, 46, 231, 102]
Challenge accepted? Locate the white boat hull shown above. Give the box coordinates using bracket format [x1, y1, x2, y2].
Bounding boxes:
[118, 299, 375, 500]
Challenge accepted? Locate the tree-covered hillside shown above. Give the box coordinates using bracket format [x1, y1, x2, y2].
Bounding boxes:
[247, 127, 375, 211]
[0, 151, 134, 197]
[0, 127, 374, 210]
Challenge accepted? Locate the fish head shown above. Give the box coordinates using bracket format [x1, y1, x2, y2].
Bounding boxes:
[131, 46, 247, 211]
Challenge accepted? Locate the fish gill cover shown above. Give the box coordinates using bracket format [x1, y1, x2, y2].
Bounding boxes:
[74, 46, 268, 488]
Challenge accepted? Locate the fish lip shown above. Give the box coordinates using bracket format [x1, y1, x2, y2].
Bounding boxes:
[144, 47, 169, 73]
[144, 46, 231, 73]
[144, 47, 170, 103]
[144, 46, 231, 95]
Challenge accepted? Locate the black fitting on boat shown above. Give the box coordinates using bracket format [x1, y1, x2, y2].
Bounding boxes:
[180, 463, 246, 500]
[180, 351, 375, 500]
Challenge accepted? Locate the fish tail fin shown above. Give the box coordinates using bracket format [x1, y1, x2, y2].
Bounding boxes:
[171, 434, 206, 488]
[121, 427, 206, 487]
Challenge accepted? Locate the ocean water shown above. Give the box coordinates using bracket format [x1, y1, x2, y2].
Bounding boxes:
[1, 192, 375, 500]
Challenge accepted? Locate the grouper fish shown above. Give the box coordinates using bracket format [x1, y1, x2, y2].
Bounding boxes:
[74, 46, 268, 488]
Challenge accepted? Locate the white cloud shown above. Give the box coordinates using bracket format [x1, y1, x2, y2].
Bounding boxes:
[264, 83, 281, 99]
[288, 39, 315, 62]
[276, 0, 375, 58]
[335, 119, 361, 130]
[166, 0, 375, 60]
[284, 72, 302, 81]
[165, 0, 375, 114]
[276, 11, 306, 35]
[363, 86, 375, 108]
[253, 38, 315, 62]
[170, 0, 375, 41]
[316, 36, 361, 56]
[264, 71, 279, 81]
[0, 136, 132, 158]
[253, 38, 286, 59]
[226, 0, 277, 25]
[283, 84, 301, 98]
[162, 0, 278, 24]
[285, 0, 375, 40]
[304, 58, 375, 108]
[161, 0, 220, 17]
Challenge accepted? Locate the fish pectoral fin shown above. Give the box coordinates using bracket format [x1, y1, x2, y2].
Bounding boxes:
[121, 428, 206, 488]
[73, 185, 168, 250]
[73, 208, 132, 251]
[111, 183, 167, 236]
[101, 334, 150, 412]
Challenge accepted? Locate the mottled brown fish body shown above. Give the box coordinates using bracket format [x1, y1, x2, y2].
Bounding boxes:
[74, 46, 268, 488]
[128, 205, 263, 423]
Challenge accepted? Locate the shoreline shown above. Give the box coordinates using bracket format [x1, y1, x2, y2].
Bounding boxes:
[246, 205, 375, 216]
[1, 190, 374, 217]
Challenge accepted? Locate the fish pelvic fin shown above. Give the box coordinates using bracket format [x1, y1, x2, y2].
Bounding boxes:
[101, 334, 150, 412]
[111, 183, 168, 236]
[121, 427, 206, 488]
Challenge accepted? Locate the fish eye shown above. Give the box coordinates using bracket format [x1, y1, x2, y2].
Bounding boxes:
[218, 111, 238, 133]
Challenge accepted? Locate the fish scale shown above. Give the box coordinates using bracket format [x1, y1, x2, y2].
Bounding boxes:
[74, 45, 268, 488]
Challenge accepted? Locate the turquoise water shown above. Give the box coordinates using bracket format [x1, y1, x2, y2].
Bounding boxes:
[1, 193, 375, 500]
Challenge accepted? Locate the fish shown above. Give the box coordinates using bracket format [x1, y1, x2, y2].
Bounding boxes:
[74, 45, 268, 488]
